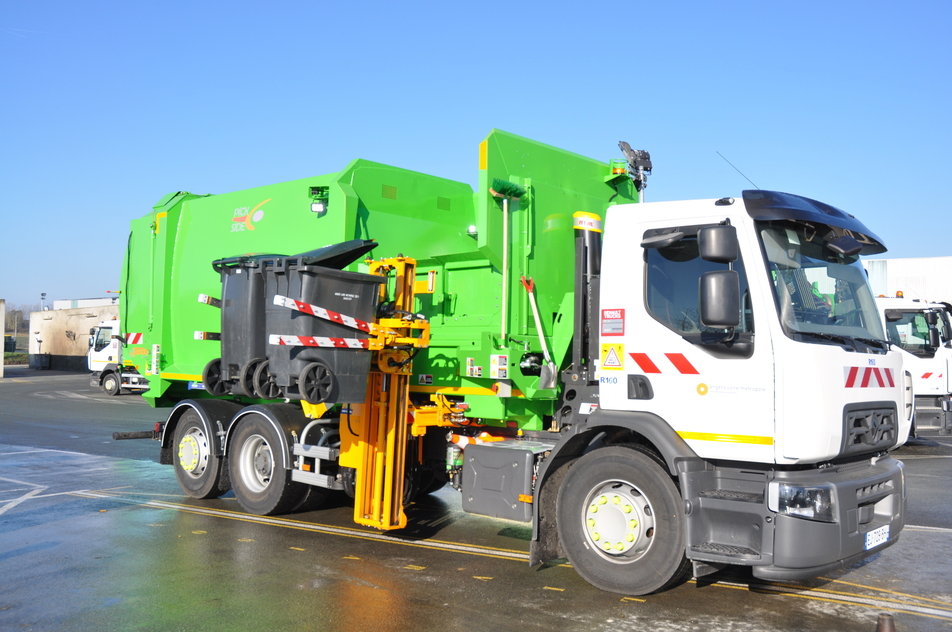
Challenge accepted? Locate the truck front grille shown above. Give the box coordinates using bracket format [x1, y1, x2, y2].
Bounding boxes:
[841, 405, 896, 456]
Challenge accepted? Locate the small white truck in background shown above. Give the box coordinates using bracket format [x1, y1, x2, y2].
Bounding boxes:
[876, 295, 952, 435]
[88, 319, 149, 395]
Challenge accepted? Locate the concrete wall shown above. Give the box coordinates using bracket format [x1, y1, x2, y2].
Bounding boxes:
[29, 304, 119, 371]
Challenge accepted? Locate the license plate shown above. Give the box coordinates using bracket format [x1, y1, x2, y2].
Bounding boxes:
[864, 524, 890, 550]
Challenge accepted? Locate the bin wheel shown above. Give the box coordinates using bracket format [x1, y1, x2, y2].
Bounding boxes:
[299, 361, 336, 404]
[252, 359, 282, 400]
[202, 358, 229, 396]
[239, 358, 265, 398]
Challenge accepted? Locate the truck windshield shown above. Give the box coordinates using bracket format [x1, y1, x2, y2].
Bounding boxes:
[759, 221, 885, 345]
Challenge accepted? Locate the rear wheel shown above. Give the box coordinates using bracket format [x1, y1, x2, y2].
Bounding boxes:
[173, 410, 228, 499]
[102, 372, 121, 396]
[556, 445, 690, 595]
[229, 413, 306, 515]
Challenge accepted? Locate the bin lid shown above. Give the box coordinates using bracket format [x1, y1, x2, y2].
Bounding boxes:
[294, 239, 378, 270]
[212, 240, 378, 273]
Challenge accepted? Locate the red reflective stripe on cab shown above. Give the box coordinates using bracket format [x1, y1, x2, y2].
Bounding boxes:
[845, 366, 859, 387]
[884, 368, 895, 387]
[871, 368, 885, 387]
[629, 353, 661, 374]
[665, 353, 699, 375]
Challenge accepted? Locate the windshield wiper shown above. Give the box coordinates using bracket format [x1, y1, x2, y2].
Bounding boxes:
[853, 337, 889, 350]
[794, 330, 852, 345]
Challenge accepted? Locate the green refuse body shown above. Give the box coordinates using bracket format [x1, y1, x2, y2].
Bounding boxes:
[121, 130, 640, 432]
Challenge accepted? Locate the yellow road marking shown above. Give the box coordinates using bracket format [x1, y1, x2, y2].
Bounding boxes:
[75, 490, 948, 621]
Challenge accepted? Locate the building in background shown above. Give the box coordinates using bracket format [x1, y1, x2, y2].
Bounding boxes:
[864, 256, 952, 304]
[29, 297, 118, 371]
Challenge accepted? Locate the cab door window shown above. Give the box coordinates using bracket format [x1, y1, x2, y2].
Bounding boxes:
[645, 232, 753, 337]
[94, 328, 112, 352]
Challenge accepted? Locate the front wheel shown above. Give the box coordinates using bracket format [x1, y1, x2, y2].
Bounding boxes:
[102, 372, 122, 396]
[556, 445, 690, 595]
[229, 413, 306, 515]
[173, 410, 228, 499]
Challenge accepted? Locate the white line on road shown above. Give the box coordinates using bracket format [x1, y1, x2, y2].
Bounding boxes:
[0, 488, 48, 516]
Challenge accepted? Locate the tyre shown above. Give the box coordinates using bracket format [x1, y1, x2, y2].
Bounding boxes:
[173, 410, 228, 499]
[102, 372, 122, 396]
[229, 412, 306, 515]
[418, 469, 448, 495]
[556, 444, 690, 595]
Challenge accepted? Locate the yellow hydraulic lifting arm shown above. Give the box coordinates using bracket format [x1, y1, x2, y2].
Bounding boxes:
[350, 257, 425, 530]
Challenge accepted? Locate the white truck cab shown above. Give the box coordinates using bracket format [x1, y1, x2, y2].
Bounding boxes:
[578, 190, 911, 585]
[88, 319, 149, 395]
[876, 295, 952, 435]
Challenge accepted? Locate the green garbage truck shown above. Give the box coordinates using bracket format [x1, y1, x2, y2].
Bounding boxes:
[117, 130, 910, 594]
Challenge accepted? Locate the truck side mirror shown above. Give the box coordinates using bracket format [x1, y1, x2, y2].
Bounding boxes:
[925, 311, 938, 326]
[699, 270, 741, 328]
[929, 328, 941, 348]
[88, 337, 94, 347]
[698, 225, 738, 263]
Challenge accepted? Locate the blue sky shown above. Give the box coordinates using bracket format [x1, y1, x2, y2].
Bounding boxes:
[2, 1, 950, 308]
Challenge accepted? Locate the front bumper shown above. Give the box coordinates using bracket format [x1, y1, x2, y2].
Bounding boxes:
[753, 455, 905, 581]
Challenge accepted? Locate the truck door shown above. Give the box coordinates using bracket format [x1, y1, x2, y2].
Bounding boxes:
[599, 220, 776, 463]
[88, 326, 117, 371]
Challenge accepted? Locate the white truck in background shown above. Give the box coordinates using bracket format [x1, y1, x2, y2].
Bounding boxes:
[877, 295, 952, 435]
[87, 319, 149, 395]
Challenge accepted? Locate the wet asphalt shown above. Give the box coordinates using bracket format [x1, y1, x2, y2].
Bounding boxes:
[1, 367, 950, 632]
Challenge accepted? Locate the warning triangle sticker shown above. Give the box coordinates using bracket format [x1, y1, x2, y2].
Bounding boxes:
[603, 346, 623, 368]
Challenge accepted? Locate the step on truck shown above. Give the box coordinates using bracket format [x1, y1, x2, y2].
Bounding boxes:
[88, 319, 149, 395]
[116, 130, 910, 595]
[876, 295, 952, 435]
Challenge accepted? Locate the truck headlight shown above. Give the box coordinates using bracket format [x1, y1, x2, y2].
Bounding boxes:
[767, 482, 837, 523]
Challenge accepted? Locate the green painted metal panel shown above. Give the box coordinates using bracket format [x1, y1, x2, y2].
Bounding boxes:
[121, 130, 639, 429]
